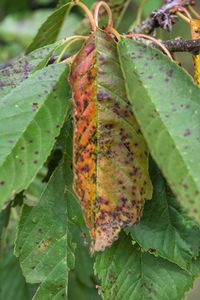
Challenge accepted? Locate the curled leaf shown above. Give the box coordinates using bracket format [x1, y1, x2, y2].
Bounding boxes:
[69, 29, 152, 253]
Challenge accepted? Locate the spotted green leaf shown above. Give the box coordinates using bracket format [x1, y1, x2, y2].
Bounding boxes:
[118, 38, 200, 223]
[0, 43, 58, 99]
[126, 160, 200, 271]
[15, 165, 75, 299]
[0, 249, 35, 300]
[95, 233, 197, 300]
[0, 64, 71, 209]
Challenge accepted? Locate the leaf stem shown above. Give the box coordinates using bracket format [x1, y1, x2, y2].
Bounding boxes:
[188, 5, 200, 19]
[94, 1, 113, 29]
[124, 33, 174, 61]
[74, 0, 96, 31]
[176, 12, 190, 24]
[108, 27, 121, 41]
[56, 36, 87, 63]
[178, 6, 192, 20]
[135, 0, 148, 26]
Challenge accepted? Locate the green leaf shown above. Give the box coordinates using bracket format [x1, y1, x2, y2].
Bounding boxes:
[15, 122, 99, 299]
[27, 3, 72, 53]
[0, 249, 35, 300]
[118, 38, 200, 223]
[15, 165, 75, 299]
[0, 64, 71, 209]
[126, 160, 200, 271]
[95, 233, 196, 300]
[0, 43, 58, 99]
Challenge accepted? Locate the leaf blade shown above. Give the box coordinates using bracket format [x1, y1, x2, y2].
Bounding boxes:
[0, 43, 57, 99]
[27, 3, 72, 53]
[95, 233, 196, 300]
[126, 160, 200, 271]
[15, 165, 75, 299]
[70, 30, 152, 252]
[0, 64, 71, 209]
[118, 38, 200, 222]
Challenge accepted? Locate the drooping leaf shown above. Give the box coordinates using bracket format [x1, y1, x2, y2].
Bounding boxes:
[0, 249, 35, 300]
[191, 19, 200, 86]
[63, 125, 100, 300]
[126, 160, 200, 271]
[95, 233, 197, 300]
[118, 38, 200, 222]
[27, 3, 72, 53]
[69, 29, 152, 253]
[0, 64, 71, 209]
[15, 165, 75, 300]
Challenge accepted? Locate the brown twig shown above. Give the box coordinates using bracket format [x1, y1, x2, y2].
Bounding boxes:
[132, 0, 196, 34]
[134, 37, 200, 55]
[161, 38, 200, 54]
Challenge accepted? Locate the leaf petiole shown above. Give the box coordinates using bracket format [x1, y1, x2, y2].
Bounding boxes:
[74, 0, 96, 31]
[124, 33, 174, 61]
[94, 1, 113, 29]
[56, 35, 88, 63]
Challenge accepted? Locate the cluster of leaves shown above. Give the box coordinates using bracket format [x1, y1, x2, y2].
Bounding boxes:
[0, 1, 200, 300]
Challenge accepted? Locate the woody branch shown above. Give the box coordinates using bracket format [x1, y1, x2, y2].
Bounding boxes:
[130, 0, 200, 55]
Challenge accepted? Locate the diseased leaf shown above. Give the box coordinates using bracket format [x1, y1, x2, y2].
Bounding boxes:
[27, 3, 72, 53]
[95, 233, 197, 300]
[0, 64, 71, 209]
[69, 29, 152, 253]
[118, 38, 200, 222]
[63, 125, 100, 300]
[126, 160, 200, 271]
[191, 19, 200, 86]
[15, 165, 75, 300]
[0, 43, 57, 99]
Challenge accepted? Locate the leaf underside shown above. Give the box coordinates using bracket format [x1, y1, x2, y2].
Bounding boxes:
[70, 29, 152, 253]
[118, 38, 200, 223]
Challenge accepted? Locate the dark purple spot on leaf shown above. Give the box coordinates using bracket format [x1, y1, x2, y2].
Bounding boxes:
[183, 129, 191, 137]
[32, 102, 39, 112]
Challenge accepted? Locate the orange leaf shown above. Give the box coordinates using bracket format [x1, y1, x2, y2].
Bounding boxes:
[69, 29, 152, 253]
[191, 19, 200, 86]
